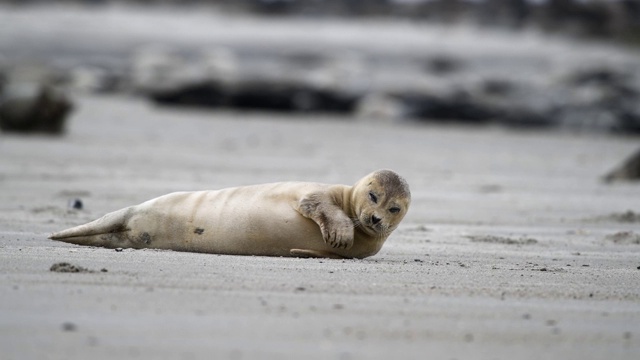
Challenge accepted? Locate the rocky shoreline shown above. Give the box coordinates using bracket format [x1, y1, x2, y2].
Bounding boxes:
[1, 4, 640, 134]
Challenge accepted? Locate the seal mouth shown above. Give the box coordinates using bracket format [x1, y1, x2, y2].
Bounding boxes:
[362, 218, 383, 235]
[357, 213, 387, 236]
[369, 223, 382, 232]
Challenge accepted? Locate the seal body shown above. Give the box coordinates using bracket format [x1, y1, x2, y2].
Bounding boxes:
[49, 170, 411, 259]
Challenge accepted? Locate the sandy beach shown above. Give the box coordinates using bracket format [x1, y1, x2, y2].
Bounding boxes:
[2, 4, 640, 359]
[1, 93, 639, 360]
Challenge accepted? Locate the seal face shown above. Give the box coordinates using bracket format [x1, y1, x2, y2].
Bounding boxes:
[49, 169, 411, 259]
[353, 169, 411, 239]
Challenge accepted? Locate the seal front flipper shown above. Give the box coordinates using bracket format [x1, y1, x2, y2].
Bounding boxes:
[290, 249, 346, 259]
[296, 191, 354, 249]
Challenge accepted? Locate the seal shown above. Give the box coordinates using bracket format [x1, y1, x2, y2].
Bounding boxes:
[49, 169, 410, 259]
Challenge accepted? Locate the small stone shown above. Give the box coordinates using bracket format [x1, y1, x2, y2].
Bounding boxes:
[67, 198, 83, 210]
[115, 248, 123, 252]
[62, 322, 77, 332]
[101, 268, 108, 272]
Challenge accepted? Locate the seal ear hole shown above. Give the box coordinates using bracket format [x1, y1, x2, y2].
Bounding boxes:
[369, 191, 378, 203]
[389, 207, 401, 214]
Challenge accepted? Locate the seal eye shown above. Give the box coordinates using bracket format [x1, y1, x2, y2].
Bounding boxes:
[389, 207, 401, 214]
[369, 191, 378, 204]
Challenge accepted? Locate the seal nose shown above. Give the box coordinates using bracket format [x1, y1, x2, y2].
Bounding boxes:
[371, 215, 381, 225]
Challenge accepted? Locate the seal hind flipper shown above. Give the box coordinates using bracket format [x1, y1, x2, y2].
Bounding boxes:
[290, 249, 346, 259]
[49, 207, 135, 248]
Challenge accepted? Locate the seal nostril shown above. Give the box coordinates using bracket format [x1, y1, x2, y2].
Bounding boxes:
[371, 215, 381, 225]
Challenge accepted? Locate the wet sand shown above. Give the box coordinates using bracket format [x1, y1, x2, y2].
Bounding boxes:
[1, 95, 639, 359]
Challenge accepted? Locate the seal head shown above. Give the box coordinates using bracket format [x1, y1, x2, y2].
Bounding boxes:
[351, 169, 411, 239]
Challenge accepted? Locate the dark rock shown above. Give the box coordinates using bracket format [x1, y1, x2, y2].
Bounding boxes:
[391, 91, 497, 123]
[136, 45, 364, 114]
[567, 67, 638, 104]
[498, 108, 556, 129]
[615, 100, 640, 134]
[118, 17, 640, 134]
[150, 79, 359, 114]
[150, 81, 227, 107]
[475, 67, 640, 133]
[0, 67, 74, 135]
[603, 148, 640, 182]
[562, 67, 640, 133]
[0, 83, 73, 134]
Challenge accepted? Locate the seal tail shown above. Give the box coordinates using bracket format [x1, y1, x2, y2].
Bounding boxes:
[49, 207, 133, 248]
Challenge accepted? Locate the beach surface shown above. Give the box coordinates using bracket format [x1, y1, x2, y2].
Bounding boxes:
[2, 4, 640, 359]
[1, 94, 639, 360]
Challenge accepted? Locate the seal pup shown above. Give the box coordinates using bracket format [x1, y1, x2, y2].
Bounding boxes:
[49, 169, 410, 259]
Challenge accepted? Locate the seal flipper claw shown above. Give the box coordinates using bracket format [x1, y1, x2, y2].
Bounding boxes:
[290, 249, 346, 259]
[296, 191, 354, 249]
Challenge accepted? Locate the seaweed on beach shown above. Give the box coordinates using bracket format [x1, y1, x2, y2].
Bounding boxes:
[466, 235, 538, 245]
[604, 231, 640, 245]
[50, 262, 94, 273]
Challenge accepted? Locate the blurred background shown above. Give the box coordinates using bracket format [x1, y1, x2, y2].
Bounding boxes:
[1, 0, 640, 137]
